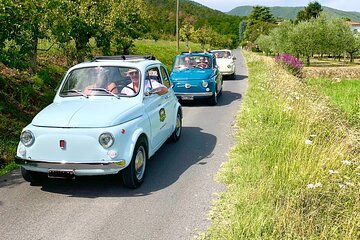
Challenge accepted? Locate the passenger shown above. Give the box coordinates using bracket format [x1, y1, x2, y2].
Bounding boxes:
[121, 69, 168, 96]
[84, 67, 117, 94]
[184, 56, 191, 68]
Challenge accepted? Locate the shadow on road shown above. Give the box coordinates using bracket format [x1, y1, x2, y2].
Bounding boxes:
[1, 127, 216, 198]
[179, 90, 242, 107]
[223, 74, 247, 81]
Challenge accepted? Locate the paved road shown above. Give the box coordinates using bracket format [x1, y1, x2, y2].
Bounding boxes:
[0, 49, 248, 240]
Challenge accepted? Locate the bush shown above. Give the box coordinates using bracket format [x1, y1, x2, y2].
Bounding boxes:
[275, 54, 303, 77]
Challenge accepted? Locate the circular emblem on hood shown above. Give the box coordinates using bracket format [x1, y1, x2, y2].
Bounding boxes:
[185, 83, 191, 89]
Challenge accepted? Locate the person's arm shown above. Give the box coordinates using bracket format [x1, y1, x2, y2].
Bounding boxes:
[151, 80, 168, 95]
[107, 82, 118, 93]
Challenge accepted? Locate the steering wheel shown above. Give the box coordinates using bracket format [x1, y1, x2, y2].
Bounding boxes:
[109, 85, 137, 94]
[196, 63, 208, 68]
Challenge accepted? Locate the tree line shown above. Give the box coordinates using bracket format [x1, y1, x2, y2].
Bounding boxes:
[240, 1, 360, 65]
[0, 0, 243, 72]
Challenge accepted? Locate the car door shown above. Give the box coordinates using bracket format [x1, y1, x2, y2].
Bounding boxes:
[143, 66, 171, 150]
[159, 65, 175, 136]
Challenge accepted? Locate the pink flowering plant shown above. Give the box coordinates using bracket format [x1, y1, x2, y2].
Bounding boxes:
[275, 54, 303, 77]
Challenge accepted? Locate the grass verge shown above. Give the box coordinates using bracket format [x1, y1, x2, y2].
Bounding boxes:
[203, 51, 359, 239]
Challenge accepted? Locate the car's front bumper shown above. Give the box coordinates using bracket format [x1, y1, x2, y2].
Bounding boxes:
[220, 70, 235, 75]
[15, 156, 126, 176]
[174, 92, 213, 100]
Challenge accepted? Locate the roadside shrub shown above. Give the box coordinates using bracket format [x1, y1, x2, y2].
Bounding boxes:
[275, 54, 303, 77]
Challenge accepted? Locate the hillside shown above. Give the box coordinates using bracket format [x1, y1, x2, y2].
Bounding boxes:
[228, 5, 360, 22]
[145, 0, 244, 37]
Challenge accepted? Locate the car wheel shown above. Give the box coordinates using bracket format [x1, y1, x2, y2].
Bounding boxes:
[210, 90, 218, 106]
[169, 110, 182, 142]
[122, 138, 147, 188]
[21, 167, 45, 184]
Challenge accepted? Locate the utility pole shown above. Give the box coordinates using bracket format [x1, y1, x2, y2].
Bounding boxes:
[176, 0, 179, 52]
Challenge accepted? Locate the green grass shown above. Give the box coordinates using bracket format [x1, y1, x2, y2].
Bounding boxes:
[307, 78, 360, 126]
[202, 51, 359, 239]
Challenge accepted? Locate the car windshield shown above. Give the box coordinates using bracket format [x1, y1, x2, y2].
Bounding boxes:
[59, 66, 141, 97]
[212, 51, 231, 59]
[173, 55, 212, 70]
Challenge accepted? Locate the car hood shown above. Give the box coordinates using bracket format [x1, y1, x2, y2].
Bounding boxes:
[171, 68, 214, 81]
[216, 58, 234, 66]
[32, 98, 142, 128]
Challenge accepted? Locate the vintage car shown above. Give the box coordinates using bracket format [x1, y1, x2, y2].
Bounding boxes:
[169, 52, 223, 105]
[210, 49, 236, 78]
[15, 55, 182, 188]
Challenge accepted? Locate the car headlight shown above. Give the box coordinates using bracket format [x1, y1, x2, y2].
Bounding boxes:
[202, 81, 209, 88]
[20, 130, 35, 146]
[99, 132, 114, 149]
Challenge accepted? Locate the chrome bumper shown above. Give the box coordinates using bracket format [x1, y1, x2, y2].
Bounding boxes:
[175, 92, 213, 97]
[15, 156, 126, 176]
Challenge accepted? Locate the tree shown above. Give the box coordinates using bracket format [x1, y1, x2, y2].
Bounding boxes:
[327, 18, 353, 61]
[268, 21, 294, 54]
[243, 6, 275, 45]
[109, 0, 149, 55]
[255, 34, 273, 55]
[289, 20, 318, 66]
[296, 1, 323, 22]
[0, 0, 50, 71]
[179, 16, 196, 49]
[193, 26, 212, 49]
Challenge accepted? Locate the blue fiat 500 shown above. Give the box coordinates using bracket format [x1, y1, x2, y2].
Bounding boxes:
[15, 55, 182, 188]
[170, 52, 223, 105]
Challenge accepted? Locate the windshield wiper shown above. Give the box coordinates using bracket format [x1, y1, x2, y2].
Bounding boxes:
[88, 88, 120, 99]
[63, 89, 88, 98]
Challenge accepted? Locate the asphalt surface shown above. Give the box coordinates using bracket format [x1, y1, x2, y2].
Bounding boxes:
[0, 49, 248, 240]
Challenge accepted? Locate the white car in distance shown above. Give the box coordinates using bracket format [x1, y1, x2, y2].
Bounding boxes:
[211, 49, 236, 79]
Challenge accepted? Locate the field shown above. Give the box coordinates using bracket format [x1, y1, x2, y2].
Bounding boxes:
[203, 51, 359, 239]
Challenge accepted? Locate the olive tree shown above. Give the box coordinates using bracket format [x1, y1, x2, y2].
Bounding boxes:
[289, 20, 318, 65]
[255, 34, 273, 55]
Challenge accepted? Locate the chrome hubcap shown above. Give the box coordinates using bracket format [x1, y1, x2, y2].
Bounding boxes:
[134, 146, 146, 180]
[175, 114, 181, 137]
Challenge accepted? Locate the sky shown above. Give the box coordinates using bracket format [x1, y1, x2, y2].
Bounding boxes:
[191, 0, 360, 13]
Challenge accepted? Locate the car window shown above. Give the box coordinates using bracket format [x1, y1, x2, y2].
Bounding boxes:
[160, 66, 170, 88]
[173, 55, 212, 69]
[144, 66, 162, 92]
[59, 66, 141, 97]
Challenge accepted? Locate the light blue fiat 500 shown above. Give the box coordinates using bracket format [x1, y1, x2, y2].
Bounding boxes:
[15, 55, 182, 188]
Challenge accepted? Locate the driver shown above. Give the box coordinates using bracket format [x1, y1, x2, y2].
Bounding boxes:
[121, 69, 168, 96]
[197, 56, 209, 68]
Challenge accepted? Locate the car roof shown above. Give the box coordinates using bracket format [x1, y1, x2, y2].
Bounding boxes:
[176, 52, 214, 58]
[68, 55, 162, 71]
[210, 49, 231, 52]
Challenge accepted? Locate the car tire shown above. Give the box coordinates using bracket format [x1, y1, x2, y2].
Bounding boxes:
[210, 90, 218, 106]
[21, 167, 45, 184]
[169, 110, 182, 142]
[122, 137, 147, 189]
